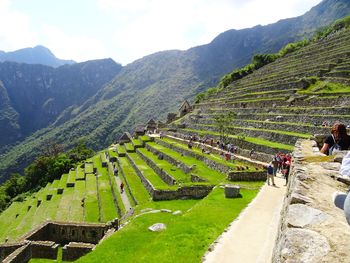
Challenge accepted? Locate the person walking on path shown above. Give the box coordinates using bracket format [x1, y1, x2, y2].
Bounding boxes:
[267, 163, 275, 186]
[272, 156, 279, 177]
[120, 182, 124, 193]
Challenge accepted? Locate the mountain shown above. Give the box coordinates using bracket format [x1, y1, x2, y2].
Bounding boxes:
[0, 45, 75, 68]
[0, 59, 122, 152]
[0, 0, 349, 183]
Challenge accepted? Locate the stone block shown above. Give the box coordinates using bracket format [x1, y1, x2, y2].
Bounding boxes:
[225, 185, 240, 198]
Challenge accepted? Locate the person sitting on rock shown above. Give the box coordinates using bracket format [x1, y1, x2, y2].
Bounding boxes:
[320, 122, 350, 155]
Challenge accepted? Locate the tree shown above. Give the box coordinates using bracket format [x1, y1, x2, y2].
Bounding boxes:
[68, 139, 95, 163]
[213, 111, 236, 143]
[41, 140, 65, 157]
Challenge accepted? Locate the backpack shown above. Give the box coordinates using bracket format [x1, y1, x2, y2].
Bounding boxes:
[329, 135, 341, 155]
[267, 165, 273, 175]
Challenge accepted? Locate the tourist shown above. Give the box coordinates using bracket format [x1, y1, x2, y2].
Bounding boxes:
[114, 167, 118, 176]
[272, 156, 279, 177]
[120, 182, 124, 193]
[282, 157, 291, 186]
[188, 141, 193, 149]
[266, 163, 275, 186]
[320, 122, 350, 155]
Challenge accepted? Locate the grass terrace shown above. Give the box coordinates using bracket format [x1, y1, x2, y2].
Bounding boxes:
[127, 152, 176, 190]
[93, 157, 118, 222]
[137, 147, 191, 184]
[147, 142, 226, 184]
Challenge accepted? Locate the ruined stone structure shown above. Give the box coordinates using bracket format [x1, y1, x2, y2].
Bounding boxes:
[179, 100, 192, 117]
[118, 132, 132, 145]
[224, 185, 241, 198]
[166, 112, 177, 124]
[0, 221, 117, 262]
[146, 118, 157, 131]
[272, 140, 350, 262]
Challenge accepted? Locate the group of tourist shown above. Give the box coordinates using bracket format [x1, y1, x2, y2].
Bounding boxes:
[267, 153, 292, 187]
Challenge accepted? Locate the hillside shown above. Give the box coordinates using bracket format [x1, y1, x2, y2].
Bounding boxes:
[0, 45, 75, 68]
[0, 0, 349, 183]
[0, 59, 122, 153]
[0, 17, 349, 262]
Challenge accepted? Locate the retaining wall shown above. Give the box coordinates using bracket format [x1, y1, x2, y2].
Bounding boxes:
[272, 140, 350, 262]
[136, 148, 176, 185]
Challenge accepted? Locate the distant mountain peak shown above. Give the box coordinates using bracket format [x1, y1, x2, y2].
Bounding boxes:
[0, 45, 75, 68]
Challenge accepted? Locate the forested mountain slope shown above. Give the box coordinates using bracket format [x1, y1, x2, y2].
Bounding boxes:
[0, 59, 122, 152]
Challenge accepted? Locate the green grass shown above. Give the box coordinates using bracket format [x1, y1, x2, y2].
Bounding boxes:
[139, 135, 152, 142]
[132, 139, 143, 147]
[68, 180, 85, 221]
[76, 166, 85, 180]
[94, 157, 118, 222]
[181, 128, 294, 151]
[298, 80, 350, 94]
[118, 157, 150, 205]
[161, 137, 258, 171]
[85, 162, 94, 174]
[147, 142, 226, 184]
[116, 145, 126, 156]
[137, 147, 191, 184]
[107, 162, 126, 215]
[125, 143, 135, 152]
[84, 174, 100, 222]
[109, 149, 118, 158]
[77, 186, 260, 263]
[127, 152, 175, 190]
[194, 123, 312, 139]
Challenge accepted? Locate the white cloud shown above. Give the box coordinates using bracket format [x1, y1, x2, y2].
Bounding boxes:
[40, 25, 108, 62]
[0, 0, 322, 64]
[101, 0, 321, 64]
[0, 0, 37, 51]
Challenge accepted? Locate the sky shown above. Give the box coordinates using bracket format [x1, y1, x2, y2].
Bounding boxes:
[0, 0, 322, 65]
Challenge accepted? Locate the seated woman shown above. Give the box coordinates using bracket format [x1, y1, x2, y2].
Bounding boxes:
[320, 122, 350, 155]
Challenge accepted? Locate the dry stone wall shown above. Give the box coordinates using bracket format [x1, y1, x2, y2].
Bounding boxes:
[62, 242, 95, 261]
[272, 139, 350, 262]
[136, 148, 176, 185]
[23, 221, 108, 245]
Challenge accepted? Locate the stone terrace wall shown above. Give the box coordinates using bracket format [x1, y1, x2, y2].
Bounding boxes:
[23, 221, 108, 245]
[136, 148, 176, 185]
[30, 241, 58, 260]
[62, 242, 95, 261]
[0, 242, 26, 262]
[126, 152, 213, 200]
[2, 243, 31, 263]
[145, 143, 192, 173]
[227, 171, 266, 181]
[272, 140, 350, 262]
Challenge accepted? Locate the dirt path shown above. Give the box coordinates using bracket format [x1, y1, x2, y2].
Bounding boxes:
[114, 176, 132, 211]
[203, 175, 286, 263]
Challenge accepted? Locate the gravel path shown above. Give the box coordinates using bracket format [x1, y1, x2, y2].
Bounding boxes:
[114, 176, 132, 211]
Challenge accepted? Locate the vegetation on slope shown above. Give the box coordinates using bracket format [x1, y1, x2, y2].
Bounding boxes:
[211, 15, 350, 93]
[0, 141, 94, 212]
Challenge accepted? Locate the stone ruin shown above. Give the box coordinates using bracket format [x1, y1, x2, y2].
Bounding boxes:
[272, 139, 350, 262]
[0, 219, 118, 262]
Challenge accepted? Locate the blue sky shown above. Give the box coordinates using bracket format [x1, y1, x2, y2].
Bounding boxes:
[0, 0, 321, 65]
